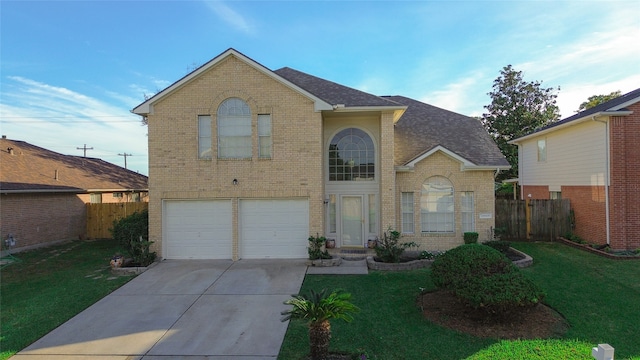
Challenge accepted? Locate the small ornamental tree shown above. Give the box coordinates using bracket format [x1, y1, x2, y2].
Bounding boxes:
[281, 289, 359, 360]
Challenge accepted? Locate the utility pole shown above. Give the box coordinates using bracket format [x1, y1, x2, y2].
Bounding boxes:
[118, 152, 132, 169]
[76, 144, 93, 157]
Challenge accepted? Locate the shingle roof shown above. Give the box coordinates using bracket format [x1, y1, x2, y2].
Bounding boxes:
[386, 96, 510, 167]
[526, 87, 640, 136]
[274, 67, 403, 108]
[0, 138, 148, 193]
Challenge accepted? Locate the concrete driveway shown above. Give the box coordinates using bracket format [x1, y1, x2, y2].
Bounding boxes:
[12, 259, 308, 360]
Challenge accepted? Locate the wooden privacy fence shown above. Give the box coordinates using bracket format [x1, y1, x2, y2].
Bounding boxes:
[86, 202, 148, 239]
[495, 199, 571, 241]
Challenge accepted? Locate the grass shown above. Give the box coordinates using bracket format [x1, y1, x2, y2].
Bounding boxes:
[278, 242, 640, 359]
[0, 239, 135, 360]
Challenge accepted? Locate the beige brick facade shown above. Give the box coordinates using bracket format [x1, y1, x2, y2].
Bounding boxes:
[141, 51, 502, 258]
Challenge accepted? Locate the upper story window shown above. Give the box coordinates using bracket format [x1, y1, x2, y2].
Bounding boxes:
[421, 176, 454, 233]
[258, 114, 272, 158]
[198, 115, 212, 159]
[217, 98, 251, 159]
[537, 138, 547, 162]
[328, 128, 375, 181]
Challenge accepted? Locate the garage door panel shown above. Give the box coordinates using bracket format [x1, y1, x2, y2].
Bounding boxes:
[164, 200, 232, 259]
[240, 199, 309, 259]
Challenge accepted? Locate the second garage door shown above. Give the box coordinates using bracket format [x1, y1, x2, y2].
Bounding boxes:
[239, 199, 309, 259]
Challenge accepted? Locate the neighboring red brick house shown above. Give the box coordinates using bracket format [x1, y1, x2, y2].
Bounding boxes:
[510, 88, 640, 250]
[0, 137, 148, 252]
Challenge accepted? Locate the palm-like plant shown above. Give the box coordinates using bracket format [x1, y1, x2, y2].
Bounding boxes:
[281, 288, 359, 360]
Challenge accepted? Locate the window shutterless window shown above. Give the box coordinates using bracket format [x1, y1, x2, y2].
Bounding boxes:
[461, 191, 475, 232]
[421, 176, 454, 233]
[198, 115, 212, 159]
[217, 98, 252, 159]
[328, 128, 375, 181]
[537, 139, 547, 162]
[258, 114, 272, 158]
[401, 192, 414, 233]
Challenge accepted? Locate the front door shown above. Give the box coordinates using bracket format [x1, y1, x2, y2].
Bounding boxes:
[341, 195, 364, 246]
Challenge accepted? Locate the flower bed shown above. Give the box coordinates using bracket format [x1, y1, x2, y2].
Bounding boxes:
[558, 237, 640, 260]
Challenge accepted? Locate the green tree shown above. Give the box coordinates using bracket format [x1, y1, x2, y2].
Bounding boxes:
[481, 65, 560, 181]
[578, 91, 621, 112]
[281, 289, 359, 360]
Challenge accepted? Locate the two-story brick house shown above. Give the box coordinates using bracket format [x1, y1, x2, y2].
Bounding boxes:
[133, 48, 509, 260]
[509, 88, 640, 250]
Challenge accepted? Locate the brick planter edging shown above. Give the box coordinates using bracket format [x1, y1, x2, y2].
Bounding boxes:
[557, 238, 640, 260]
[111, 261, 158, 275]
[366, 256, 433, 271]
[367, 247, 533, 270]
[306, 257, 342, 267]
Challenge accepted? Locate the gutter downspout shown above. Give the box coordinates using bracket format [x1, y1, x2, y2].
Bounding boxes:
[593, 116, 611, 245]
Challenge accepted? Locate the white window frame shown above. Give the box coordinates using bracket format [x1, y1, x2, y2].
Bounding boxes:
[198, 115, 212, 159]
[461, 191, 475, 233]
[258, 114, 272, 159]
[217, 98, 252, 159]
[401, 192, 414, 234]
[420, 176, 454, 233]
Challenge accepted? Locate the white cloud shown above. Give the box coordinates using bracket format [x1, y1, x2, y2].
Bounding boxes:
[418, 71, 488, 117]
[0, 77, 149, 174]
[204, 0, 253, 34]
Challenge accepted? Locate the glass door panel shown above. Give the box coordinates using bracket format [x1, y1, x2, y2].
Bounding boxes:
[341, 196, 363, 246]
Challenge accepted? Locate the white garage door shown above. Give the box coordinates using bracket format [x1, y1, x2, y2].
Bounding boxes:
[164, 200, 232, 259]
[239, 199, 309, 259]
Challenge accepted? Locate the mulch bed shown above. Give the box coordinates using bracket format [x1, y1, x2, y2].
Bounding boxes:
[418, 290, 569, 339]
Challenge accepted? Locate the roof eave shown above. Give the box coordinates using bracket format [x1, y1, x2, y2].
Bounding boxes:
[509, 110, 633, 144]
[329, 105, 407, 122]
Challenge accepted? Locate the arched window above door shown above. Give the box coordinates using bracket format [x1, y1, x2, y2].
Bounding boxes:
[328, 128, 375, 181]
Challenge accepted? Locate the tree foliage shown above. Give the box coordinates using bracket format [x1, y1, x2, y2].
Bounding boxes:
[481, 65, 560, 181]
[578, 91, 621, 112]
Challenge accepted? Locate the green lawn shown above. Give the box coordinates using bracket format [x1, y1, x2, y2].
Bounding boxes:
[278, 242, 640, 360]
[0, 239, 135, 360]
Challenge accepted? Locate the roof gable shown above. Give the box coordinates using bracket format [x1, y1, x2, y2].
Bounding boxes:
[132, 48, 332, 114]
[0, 138, 148, 193]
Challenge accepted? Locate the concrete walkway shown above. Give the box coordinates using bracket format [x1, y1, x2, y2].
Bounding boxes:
[12, 259, 308, 360]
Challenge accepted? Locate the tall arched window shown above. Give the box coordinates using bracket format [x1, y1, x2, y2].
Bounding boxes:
[421, 176, 454, 233]
[328, 128, 375, 181]
[217, 98, 251, 159]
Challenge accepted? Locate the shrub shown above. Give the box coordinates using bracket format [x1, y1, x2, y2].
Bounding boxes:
[308, 234, 331, 260]
[430, 244, 544, 316]
[482, 240, 511, 254]
[463, 232, 479, 244]
[374, 227, 417, 263]
[110, 210, 156, 266]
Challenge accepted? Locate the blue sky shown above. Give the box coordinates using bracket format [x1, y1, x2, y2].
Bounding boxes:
[1, 1, 639, 175]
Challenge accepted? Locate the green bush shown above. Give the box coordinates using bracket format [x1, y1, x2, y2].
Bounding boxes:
[430, 244, 544, 315]
[110, 210, 156, 266]
[431, 244, 510, 289]
[463, 232, 479, 244]
[374, 227, 417, 263]
[483, 240, 511, 254]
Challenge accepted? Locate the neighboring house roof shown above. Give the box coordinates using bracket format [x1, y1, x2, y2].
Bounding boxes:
[510, 87, 640, 144]
[387, 96, 510, 168]
[0, 138, 148, 193]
